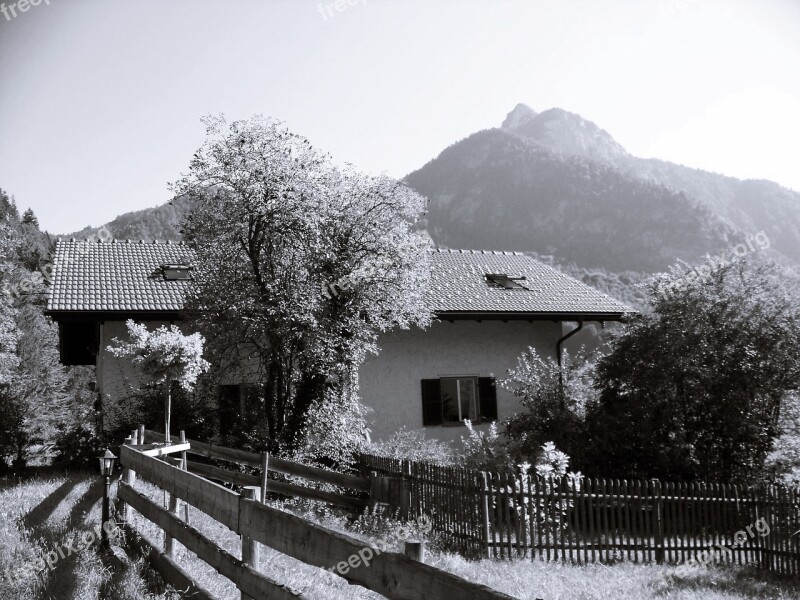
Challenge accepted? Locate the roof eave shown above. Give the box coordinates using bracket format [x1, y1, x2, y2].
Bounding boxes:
[45, 309, 184, 322]
[434, 310, 631, 322]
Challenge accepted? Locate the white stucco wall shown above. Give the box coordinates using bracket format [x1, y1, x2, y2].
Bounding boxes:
[96, 318, 566, 442]
[358, 319, 563, 443]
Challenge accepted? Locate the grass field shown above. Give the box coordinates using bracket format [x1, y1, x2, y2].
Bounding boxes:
[0, 473, 177, 600]
[3, 472, 799, 599]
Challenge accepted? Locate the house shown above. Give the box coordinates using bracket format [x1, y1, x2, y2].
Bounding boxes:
[46, 239, 630, 440]
[359, 249, 629, 441]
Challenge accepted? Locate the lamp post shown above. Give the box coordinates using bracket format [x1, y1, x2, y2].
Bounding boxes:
[98, 449, 117, 549]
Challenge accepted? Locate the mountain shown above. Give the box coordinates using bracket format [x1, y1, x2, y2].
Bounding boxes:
[60, 104, 800, 276]
[64, 197, 189, 242]
[408, 127, 742, 272]
[405, 104, 800, 272]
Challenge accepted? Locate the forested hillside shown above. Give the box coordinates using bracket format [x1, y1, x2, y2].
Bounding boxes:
[0, 189, 95, 468]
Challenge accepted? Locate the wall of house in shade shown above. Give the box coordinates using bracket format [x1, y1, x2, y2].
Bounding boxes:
[95, 320, 264, 434]
[358, 319, 563, 444]
[95, 319, 171, 434]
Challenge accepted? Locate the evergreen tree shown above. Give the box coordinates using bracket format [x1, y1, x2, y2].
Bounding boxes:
[21, 208, 38, 229]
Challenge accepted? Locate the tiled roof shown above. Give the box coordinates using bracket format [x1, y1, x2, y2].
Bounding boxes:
[428, 249, 631, 317]
[47, 240, 631, 318]
[47, 239, 196, 313]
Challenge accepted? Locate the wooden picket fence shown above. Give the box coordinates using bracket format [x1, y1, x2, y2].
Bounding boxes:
[117, 430, 518, 600]
[360, 453, 800, 575]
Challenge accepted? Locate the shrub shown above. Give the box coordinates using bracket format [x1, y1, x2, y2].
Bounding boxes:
[52, 422, 104, 469]
[500, 347, 595, 467]
[368, 427, 456, 466]
[461, 420, 513, 471]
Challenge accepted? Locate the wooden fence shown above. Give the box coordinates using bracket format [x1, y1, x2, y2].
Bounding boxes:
[142, 428, 369, 510]
[118, 432, 519, 600]
[360, 453, 800, 576]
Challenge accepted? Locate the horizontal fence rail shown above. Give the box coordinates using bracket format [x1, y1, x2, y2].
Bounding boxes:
[119, 482, 305, 600]
[119, 442, 518, 600]
[143, 429, 369, 509]
[360, 453, 800, 576]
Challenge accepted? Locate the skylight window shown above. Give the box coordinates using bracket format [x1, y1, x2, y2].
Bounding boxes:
[161, 264, 193, 281]
[485, 273, 528, 290]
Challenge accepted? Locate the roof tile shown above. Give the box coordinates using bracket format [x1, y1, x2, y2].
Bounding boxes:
[47, 241, 631, 317]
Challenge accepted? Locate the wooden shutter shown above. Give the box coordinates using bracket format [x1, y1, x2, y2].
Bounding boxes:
[421, 379, 442, 426]
[478, 377, 497, 422]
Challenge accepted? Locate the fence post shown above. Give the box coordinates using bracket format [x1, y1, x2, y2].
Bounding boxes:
[180, 431, 190, 524]
[164, 456, 183, 559]
[119, 433, 134, 521]
[653, 479, 664, 564]
[260, 452, 269, 505]
[368, 471, 380, 507]
[405, 541, 425, 563]
[241, 486, 261, 600]
[481, 472, 491, 559]
[403, 460, 413, 518]
[757, 484, 770, 570]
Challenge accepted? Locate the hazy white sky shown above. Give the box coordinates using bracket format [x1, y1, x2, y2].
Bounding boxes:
[1, 0, 798, 233]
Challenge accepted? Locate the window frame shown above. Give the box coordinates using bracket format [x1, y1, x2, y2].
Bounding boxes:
[484, 273, 529, 290]
[440, 375, 480, 425]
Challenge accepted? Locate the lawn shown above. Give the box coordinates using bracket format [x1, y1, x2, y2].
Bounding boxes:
[0, 472, 178, 600]
[3, 472, 799, 600]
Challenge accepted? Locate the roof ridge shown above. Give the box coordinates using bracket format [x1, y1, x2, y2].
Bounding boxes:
[56, 238, 186, 245]
[431, 248, 524, 256]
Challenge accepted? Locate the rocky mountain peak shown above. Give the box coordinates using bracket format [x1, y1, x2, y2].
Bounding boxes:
[501, 103, 537, 130]
[503, 105, 629, 166]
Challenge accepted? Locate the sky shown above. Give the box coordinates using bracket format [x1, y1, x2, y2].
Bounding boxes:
[1, 0, 799, 233]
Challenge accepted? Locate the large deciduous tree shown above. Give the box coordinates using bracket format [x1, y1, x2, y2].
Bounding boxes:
[173, 115, 431, 456]
[587, 260, 800, 482]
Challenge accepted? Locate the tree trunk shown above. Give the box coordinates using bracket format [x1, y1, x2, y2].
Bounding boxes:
[283, 372, 326, 451]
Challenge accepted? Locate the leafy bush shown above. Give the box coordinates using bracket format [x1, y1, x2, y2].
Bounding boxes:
[52, 422, 104, 469]
[499, 346, 595, 467]
[461, 420, 513, 471]
[368, 427, 456, 466]
[292, 384, 369, 471]
[764, 392, 800, 486]
[588, 260, 800, 482]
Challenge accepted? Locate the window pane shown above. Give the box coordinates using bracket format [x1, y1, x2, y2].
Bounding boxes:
[458, 378, 477, 421]
[441, 378, 460, 422]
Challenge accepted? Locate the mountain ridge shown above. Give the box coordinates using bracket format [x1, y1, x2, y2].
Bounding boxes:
[59, 104, 800, 276]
